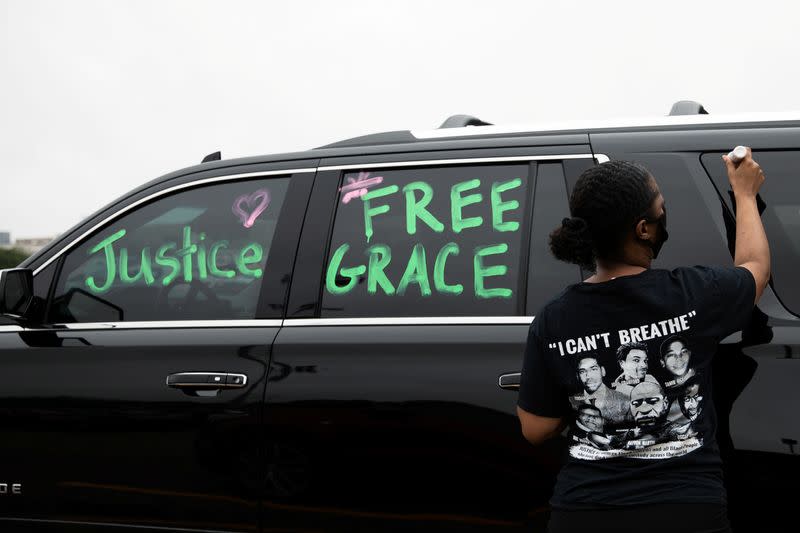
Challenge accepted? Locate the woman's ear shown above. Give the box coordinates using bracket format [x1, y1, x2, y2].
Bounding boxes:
[635, 218, 653, 240]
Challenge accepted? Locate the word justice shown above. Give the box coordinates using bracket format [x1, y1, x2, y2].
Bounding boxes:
[85, 226, 264, 294]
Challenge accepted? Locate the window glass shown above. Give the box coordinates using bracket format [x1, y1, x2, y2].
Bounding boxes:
[702, 150, 800, 314]
[527, 163, 581, 314]
[50, 177, 290, 322]
[624, 154, 733, 270]
[322, 164, 530, 317]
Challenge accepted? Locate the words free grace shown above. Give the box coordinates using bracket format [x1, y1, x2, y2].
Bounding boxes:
[326, 177, 525, 299]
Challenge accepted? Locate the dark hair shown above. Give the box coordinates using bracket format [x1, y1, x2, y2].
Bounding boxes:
[576, 354, 601, 367]
[616, 341, 648, 364]
[680, 374, 701, 395]
[678, 375, 702, 416]
[549, 160, 659, 271]
[659, 335, 689, 361]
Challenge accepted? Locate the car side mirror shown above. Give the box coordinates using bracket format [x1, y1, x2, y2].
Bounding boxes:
[0, 268, 33, 318]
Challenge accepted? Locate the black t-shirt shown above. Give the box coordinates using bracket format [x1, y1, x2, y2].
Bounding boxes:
[518, 265, 756, 510]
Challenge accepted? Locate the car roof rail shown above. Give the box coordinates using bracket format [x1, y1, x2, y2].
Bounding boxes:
[438, 114, 493, 128]
[668, 100, 709, 116]
[201, 151, 221, 163]
[315, 130, 417, 149]
[317, 115, 493, 149]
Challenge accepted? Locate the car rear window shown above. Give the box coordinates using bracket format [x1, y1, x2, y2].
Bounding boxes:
[702, 150, 800, 316]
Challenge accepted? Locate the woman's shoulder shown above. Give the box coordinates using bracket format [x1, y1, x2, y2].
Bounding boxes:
[660, 264, 752, 296]
[534, 286, 572, 317]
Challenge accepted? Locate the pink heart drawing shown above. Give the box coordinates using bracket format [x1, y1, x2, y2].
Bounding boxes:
[232, 189, 271, 228]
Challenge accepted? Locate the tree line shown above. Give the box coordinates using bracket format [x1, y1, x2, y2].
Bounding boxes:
[0, 248, 30, 269]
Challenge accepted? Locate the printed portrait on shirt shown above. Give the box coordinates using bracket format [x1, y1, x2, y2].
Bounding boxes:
[618, 381, 671, 450]
[630, 381, 670, 428]
[661, 376, 704, 441]
[610, 342, 659, 396]
[572, 404, 620, 450]
[535, 308, 710, 461]
[659, 335, 696, 389]
[569, 355, 631, 428]
[680, 377, 703, 421]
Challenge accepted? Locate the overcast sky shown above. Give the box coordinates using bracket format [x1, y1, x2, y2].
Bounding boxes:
[1, 0, 798, 239]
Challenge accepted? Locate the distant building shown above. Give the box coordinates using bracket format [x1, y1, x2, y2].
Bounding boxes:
[0, 232, 55, 254]
[14, 237, 54, 255]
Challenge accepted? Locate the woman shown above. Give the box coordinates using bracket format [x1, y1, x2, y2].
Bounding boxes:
[516, 150, 768, 533]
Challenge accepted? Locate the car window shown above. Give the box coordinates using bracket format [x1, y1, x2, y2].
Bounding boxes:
[702, 150, 800, 315]
[527, 162, 582, 314]
[49, 176, 290, 322]
[321, 164, 531, 317]
[586, 153, 734, 271]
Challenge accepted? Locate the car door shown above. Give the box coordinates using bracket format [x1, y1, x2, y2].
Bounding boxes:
[592, 127, 800, 532]
[0, 162, 315, 531]
[261, 144, 599, 532]
[700, 139, 800, 533]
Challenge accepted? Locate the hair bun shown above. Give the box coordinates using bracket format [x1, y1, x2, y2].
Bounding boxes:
[562, 216, 588, 231]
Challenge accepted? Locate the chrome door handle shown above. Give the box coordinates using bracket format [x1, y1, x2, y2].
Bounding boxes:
[498, 372, 520, 390]
[166, 372, 248, 389]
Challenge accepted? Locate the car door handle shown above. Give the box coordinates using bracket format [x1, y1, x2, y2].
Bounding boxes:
[166, 372, 248, 389]
[498, 372, 520, 390]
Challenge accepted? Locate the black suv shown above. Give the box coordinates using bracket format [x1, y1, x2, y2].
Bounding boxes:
[0, 102, 798, 532]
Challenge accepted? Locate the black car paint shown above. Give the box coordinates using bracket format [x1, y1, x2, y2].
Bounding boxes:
[0, 120, 797, 532]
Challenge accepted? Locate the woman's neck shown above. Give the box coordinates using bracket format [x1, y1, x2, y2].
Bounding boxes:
[586, 261, 650, 283]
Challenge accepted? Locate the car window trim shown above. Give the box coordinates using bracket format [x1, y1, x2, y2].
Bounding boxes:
[0, 316, 533, 332]
[32, 167, 316, 276]
[282, 316, 535, 326]
[318, 153, 602, 171]
[3, 319, 283, 332]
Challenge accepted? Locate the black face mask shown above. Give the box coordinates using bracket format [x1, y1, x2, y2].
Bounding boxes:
[643, 212, 669, 260]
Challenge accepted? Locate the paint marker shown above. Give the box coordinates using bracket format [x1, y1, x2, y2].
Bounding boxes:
[727, 145, 747, 163]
